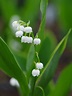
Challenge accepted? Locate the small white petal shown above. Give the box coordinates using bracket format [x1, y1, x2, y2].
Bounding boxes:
[36, 62, 43, 69]
[17, 25, 24, 31]
[21, 36, 27, 43]
[24, 27, 32, 33]
[10, 15, 20, 32]
[15, 31, 23, 37]
[32, 69, 40, 77]
[10, 78, 19, 87]
[27, 37, 33, 43]
[12, 21, 19, 29]
[34, 38, 41, 45]
[21, 36, 33, 43]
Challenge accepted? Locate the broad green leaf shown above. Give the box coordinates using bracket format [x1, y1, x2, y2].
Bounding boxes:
[40, 0, 47, 15]
[44, 80, 55, 96]
[14, 53, 26, 71]
[0, 37, 29, 96]
[35, 29, 72, 89]
[26, 44, 35, 79]
[33, 86, 45, 96]
[29, 77, 37, 96]
[39, 31, 57, 65]
[36, 0, 48, 52]
[49, 63, 72, 96]
[38, 0, 48, 41]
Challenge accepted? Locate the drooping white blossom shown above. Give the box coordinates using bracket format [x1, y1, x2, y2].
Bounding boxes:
[21, 36, 33, 43]
[32, 69, 40, 77]
[17, 25, 24, 31]
[21, 36, 27, 43]
[10, 78, 19, 87]
[34, 38, 41, 45]
[36, 62, 43, 69]
[27, 37, 33, 43]
[12, 21, 19, 29]
[10, 15, 20, 31]
[24, 27, 32, 33]
[15, 31, 23, 37]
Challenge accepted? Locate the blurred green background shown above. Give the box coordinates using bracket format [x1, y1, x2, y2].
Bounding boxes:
[0, 0, 72, 96]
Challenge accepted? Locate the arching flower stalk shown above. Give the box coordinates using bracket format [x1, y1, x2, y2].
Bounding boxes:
[12, 20, 43, 77]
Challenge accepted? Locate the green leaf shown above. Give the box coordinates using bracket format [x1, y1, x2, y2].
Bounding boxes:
[36, 0, 48, 52]
[35, 29, 72, 89]
[38, 0, 48, 41]
[26, 44, 35, 79]
[49, 63, 72, 96]
[39, 31, 57, 65]
[44, 80, 55, 96]
[0, 37, 29, 96]
[33, 86, 45, 96]
[14, 53, 26, 71]
[40, 0, 47, 15]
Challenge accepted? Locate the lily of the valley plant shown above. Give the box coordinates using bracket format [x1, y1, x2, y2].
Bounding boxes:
[0, 0, 72, 96]
[12, 20, 43, 78]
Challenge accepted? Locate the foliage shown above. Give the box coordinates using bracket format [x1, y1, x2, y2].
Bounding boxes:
[0, 0, 72, 96]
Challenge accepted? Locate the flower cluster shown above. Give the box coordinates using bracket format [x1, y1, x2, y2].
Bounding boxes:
[12, 20, 41, 45]
[32, 62, 43, 77]
[12, 20, 43, 77]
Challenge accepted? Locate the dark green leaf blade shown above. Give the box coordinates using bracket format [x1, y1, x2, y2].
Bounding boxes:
[14, 53, 26, 71]
[35, 29, 72, 89]
[38, 0, 48, 41]
[39, 31, 57, 65]
[49, 63, 72, 96]
[33, 86, 45, 96]
[26, 44, 35, 79]
[0, 37, 29, 96]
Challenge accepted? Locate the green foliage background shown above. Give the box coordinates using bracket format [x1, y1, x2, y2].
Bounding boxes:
[0, 0, 72, 96]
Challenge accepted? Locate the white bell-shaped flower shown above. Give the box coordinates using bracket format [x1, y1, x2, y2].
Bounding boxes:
[34, 38, 41, 45]
[24, 27, 32, 33]
[12, 21, 19, 29]
[10, 78, 19, 87]
[17, 25, 24, 31]
[27, 37, 33, 43]
[36, 62, 43, 69]
[32, 69, 40, 77]
[21, 36, 27, 43]
[21, 36, 33, 43]
[15, 31, 23, 37]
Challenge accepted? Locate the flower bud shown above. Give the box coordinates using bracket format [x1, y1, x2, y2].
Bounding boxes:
[12, 21, 19, 29]
[21, 36, 33, 43]
[24, 27, 32, 33]
[15, 31, 23, 37]
[27, 37, 33, 43]
[21, 36, 27, 43]
[32, 69, 40, 77]
[34, 38, 41, 45]
[17, 25, 24, 31]
[36, 62, 43, 69]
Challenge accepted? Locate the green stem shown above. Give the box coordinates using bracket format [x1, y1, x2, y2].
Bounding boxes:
[35, 52, 40, 62]
[32, 32, 34, 38]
